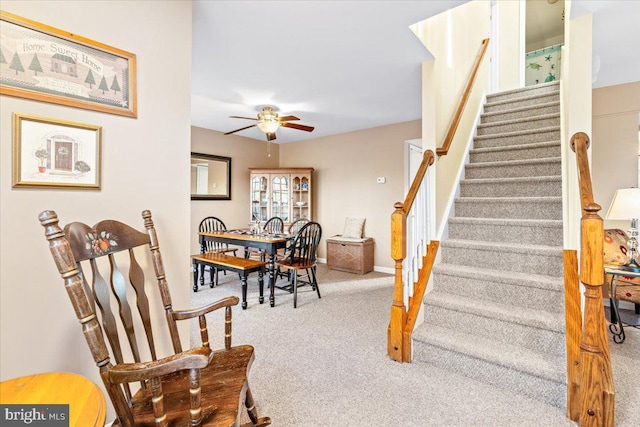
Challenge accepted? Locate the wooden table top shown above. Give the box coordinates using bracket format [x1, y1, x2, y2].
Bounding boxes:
[0, 372, 106, 427]
[199, 230, 290, 243]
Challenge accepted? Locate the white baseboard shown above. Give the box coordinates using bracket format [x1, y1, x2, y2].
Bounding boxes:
[317, 258, 393, 275]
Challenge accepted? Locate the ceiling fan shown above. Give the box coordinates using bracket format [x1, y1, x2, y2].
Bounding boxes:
[223, 106, 314, 141]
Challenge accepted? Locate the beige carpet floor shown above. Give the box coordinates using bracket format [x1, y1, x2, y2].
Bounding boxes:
[190, 264, 639, 427]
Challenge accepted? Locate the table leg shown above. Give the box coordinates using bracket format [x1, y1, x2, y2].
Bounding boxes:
[241, 274, 248, 310]
[258, 269, 265, 304]
[608, 275, 626, 344]
[268, 253, 275, 307]
[192, 260, 199, 292]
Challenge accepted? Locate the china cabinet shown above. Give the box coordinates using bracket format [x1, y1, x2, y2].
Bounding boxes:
[249, 168, 313, 226]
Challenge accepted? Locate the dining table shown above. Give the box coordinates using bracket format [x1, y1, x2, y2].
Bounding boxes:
[198, 230, 291, 307]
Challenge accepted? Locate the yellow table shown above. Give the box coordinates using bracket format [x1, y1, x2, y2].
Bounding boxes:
[0, 372, 106, 427]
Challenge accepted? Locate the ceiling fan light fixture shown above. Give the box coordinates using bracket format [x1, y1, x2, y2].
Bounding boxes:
[256, 107, 280, 133]
[257, 118, 280, 133]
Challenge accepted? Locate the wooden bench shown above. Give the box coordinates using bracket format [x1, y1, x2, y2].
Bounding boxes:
[192, 252, 266, 309]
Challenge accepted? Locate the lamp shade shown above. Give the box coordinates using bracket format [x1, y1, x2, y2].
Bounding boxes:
[605, 188, 640, 219]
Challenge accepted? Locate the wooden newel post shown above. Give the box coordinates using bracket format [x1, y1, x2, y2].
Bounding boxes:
[578, 204, 614, 427]
[389, 202, 407, 362]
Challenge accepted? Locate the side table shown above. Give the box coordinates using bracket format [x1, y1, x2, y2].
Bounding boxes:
[604, 266, 640, 344]
[0, 372, 106, 427]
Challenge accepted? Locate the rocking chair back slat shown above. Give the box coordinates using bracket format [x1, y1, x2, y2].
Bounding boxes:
[40, 209, 271, 427]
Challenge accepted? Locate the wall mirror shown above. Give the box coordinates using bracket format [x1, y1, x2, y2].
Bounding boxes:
[190, 152, 231, 200]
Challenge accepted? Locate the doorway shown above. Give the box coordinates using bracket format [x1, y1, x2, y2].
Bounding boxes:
[524, 0, 565, 86]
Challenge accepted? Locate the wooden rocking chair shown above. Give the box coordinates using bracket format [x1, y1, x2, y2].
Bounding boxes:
[38, 210, 270, 427]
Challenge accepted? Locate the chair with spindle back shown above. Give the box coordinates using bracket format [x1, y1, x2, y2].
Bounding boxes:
[246, 217, 284, 261]
[39, 210, 270, 427]
[198, 216, 238, 288]
[275, 221, 322, 308]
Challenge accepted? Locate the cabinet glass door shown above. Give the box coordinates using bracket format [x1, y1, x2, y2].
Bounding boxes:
[251, 175, 268, 222]
[291, 174, 310, 221]
[271, 175, 289, 222]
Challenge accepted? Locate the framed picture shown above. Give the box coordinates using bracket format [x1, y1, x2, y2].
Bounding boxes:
[0, 11, 137, 118]
[13, 113, 101, 189]
[191, 152, 232, 200]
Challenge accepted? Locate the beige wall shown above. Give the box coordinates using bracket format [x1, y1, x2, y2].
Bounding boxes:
[191, 126, 279, 254]
[592, 82, 640, 229]
[496, 0, 524, 92]
[0, 0, 192, 420]
[415, 0, 491, 237]
[278, 120, 421, 270]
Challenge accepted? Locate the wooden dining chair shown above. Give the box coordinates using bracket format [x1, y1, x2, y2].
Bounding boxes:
[247, 217, 284, 261]
[39, 210, 270, 427]
[275, 221, 322, 308]
[199, 216, 238, 288]
[275, 218, 310, 280]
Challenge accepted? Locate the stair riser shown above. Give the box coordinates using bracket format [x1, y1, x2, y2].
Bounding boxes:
[481, 103, 560, 123]
[460, 179, 562, 197]
[470, 143, 561, 163]
[484, 93, 560, 113]
[412, 342, 566, 408]
[441, 245, 564, 276]
[487, 83, 559, 103]
[448, 221, 563, 246]
[423, 303, 566, 357]
[474, 128, 560, 149]
[465, 161, 561, 179]
[454, 199, 562, 220]
[477, 116, 560, 136]
[432, 270, 564, 313]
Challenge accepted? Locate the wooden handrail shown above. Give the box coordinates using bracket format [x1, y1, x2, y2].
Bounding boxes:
[568, 132, 614, 426]
[389, 150, 435, 362]
[436, 38, 490, 157]
[403, 150, 435, 213]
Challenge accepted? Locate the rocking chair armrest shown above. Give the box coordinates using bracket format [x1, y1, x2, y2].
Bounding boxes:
[172, 296, 239, 321]
[109, 347, 213, 384]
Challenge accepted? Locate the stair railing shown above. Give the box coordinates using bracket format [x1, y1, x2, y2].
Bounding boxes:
[567, 132, 614, 426]
[388, 38, 489, 363]
[436, 38, 489, 157]
[389, 149, 437, 362]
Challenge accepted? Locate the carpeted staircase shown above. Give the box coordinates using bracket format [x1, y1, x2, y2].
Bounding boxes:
[412, 81, 567, 408]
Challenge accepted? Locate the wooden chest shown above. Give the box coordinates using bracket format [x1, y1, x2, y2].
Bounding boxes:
[326, 236, 374, 275]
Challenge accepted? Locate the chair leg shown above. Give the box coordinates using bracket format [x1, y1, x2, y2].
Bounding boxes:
[311, 266, 321, 299]
[293, 270, 298, 308]
[243, 385, 271, 426]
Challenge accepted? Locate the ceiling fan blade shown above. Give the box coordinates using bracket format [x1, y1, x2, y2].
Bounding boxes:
[282, 122, 315, 132]
[278, 115, 300, 122]
[224, 124, 257, 135]
[229, 116, 258, 120]
[266, 132, 277, 141]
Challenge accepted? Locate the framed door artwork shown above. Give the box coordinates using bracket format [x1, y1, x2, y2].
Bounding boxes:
[12, 113, 101, 189]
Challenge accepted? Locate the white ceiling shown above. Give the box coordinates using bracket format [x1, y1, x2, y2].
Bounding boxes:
[191, 0, 640, 144]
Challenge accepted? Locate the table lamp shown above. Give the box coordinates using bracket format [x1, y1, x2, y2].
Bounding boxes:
[606, 188, 640, 272]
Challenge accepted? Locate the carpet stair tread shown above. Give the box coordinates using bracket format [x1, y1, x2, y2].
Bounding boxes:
[424, 290, 564, 333]
[470, 140, 560, 154]
[466, 157, 560, 168]
[442, 238, 563, 256]
[476, 112, 560, 133]
[480, 101, 560, 121]
[474, 126, 560, 142]
[412, 324, 566, 383]
[448, 217, 562, 227]
[433, 263, 563, 292]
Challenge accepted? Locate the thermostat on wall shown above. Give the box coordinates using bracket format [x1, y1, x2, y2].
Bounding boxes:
[376, 177, 386, 184]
